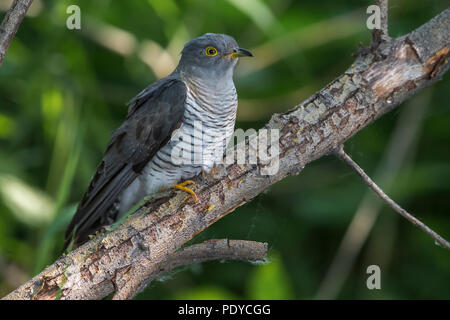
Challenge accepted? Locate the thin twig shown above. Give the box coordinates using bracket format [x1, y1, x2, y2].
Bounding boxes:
[0, 0, 33, 65]
[375, 0, 389, 37]
[113, 239, 268, 300]
[334, 145, 450, 250]
[316, 90, 431, 299]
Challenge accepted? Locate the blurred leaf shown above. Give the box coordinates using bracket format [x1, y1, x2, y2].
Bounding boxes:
[226, 0, 281, 36]
[34, 125, 83, 274]
[0, 174, 55, 226]
[41, 87, 63, 139]
[33, 204, 77, 275]
[0, 114, 15, 138]
[247, 253, 294, 299]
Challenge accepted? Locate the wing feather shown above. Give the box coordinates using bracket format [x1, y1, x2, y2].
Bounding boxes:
[64, 77, 187, 249]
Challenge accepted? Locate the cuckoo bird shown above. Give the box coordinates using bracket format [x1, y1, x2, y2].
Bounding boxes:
[64, 33, 253, 250]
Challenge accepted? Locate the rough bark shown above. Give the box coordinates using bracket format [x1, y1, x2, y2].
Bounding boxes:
[375, 0, 389, 39]
[113, 239, 268, 300]
[0, 0, 33, 65]
[3, 8, 449, 300]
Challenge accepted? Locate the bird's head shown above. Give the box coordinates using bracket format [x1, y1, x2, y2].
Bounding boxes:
[177, 33, 253, 81]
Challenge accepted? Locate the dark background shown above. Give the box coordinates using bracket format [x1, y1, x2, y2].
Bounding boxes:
[0, 0, 449, 299]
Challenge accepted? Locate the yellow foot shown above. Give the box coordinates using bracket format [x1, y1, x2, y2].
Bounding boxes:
[88, 228, 105, 240]
[173, 180, 198, 202]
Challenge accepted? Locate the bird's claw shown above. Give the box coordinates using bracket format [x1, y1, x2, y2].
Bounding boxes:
[173, 180, 198, 202]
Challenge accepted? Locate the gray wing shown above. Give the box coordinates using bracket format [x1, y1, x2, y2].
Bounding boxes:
[64, 78, 187, 249]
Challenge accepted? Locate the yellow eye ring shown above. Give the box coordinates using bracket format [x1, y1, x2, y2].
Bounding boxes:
[205, 46, 218, 57]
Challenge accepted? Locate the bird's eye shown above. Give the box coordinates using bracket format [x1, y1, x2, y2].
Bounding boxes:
[205, 46, 218, 57]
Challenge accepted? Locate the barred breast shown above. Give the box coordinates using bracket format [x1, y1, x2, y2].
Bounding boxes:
[118, 76, 238, 215]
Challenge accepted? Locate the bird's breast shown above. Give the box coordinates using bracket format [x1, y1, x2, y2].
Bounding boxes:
[139, 80, 238, 195]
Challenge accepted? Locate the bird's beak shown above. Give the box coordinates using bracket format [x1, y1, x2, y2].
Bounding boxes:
[227, 48, 253, 58]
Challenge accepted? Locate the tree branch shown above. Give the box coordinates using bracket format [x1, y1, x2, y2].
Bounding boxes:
[375, 0, 389, 38]
[0, 0, 33, 65]
[112, 239, 268, 300]
[334, 145, 450, 250]
[2, 8, 449, 300]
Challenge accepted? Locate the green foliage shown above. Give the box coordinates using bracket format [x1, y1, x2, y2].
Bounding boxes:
[247, 254, 294, 299]
[0, 0, 449, 299]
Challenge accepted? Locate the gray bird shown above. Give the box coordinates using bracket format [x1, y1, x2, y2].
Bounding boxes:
[64, 33, 253, 250]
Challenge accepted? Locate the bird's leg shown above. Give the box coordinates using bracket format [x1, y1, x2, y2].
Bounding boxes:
[201, 166, 216, 179]
[88, 228, 107, 240]
[173, 180, 198, 202]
